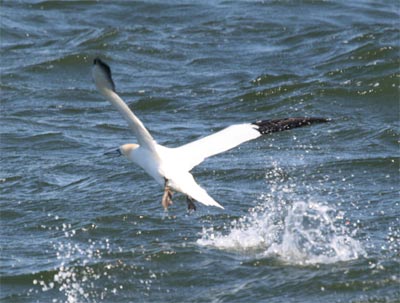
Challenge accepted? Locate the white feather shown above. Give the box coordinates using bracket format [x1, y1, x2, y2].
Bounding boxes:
[173, 123, 261, 171]
[92, 63, 158, 155]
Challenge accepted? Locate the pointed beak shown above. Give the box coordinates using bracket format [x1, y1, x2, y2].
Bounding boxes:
[104, 148, 122, 157]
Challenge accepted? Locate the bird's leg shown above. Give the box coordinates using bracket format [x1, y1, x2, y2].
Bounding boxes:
[162, 179, 173, 210]
[186, 196, 197, 211]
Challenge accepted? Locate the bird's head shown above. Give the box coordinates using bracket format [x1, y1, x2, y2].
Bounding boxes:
[104, 143, 139, 158]
[119, 143, 139, 158]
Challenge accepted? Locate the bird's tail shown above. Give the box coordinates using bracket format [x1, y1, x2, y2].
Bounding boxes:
[170, 173, 224, 209]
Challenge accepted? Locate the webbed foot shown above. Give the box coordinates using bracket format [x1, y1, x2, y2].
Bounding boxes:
[186, 196, 197, 211]
[162, 180, 173, 210]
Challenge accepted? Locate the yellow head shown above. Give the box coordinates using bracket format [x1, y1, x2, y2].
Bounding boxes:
[119, 143, 139, 158]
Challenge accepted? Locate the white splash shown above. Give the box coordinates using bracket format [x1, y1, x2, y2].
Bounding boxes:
[268, 200, 365, 264]
[198, 170, 366, 265]
[33, 219, 116, 303]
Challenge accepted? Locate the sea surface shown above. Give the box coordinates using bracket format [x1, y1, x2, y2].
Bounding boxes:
[1, 1, 399, 302]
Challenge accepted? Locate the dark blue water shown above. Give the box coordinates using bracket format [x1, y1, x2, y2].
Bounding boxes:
[1, 1, 399, 302]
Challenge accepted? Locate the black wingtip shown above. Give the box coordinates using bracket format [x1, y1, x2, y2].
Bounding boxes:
[93, 57, 115, 92]
[93, 57, 106, 66]
[253, 117, 330, 135]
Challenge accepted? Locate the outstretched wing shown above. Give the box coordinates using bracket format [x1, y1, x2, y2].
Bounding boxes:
[92, 58, 157, 153]
[175, 117, 328, 171]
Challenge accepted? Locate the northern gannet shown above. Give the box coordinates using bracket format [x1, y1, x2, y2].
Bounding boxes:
[92, 58, 328, 211]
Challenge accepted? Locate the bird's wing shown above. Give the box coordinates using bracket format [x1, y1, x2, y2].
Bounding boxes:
[175, 117, 328, 170]
[92, 58, 157, 153]
[106, 90, 157, 152]
[170, 173, 224, 209]
[175, 123, 260, 170]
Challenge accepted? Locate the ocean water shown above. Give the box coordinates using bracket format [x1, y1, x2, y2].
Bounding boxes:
[1, 1, 399, 302]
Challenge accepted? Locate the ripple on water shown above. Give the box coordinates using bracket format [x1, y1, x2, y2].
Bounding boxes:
[1, 1, 399, 302]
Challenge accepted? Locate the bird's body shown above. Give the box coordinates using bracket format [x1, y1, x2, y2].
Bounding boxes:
[92, 58, 328, 211]
[120, 141, 225, 208]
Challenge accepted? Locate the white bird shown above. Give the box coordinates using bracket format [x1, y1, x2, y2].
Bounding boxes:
[92, 58, 328, 211]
